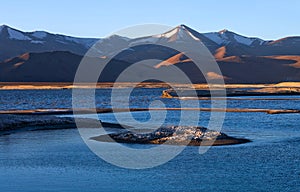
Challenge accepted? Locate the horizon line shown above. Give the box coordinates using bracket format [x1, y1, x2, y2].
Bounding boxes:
[1, 23, 299, 41]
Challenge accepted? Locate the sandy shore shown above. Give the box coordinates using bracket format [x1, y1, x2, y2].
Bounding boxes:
[1, 82, 300, 90]
[1, 107, 299, 116]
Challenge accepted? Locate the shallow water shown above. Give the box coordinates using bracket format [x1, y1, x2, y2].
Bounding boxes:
[0, 89, 300, 191]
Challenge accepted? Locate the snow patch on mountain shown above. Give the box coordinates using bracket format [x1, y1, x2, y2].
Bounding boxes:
[185, 29, 200, 41]
[31, 31, 47, 39]
[154, 25, 199, 42]
[233, 34, 254, 46]
[203, 33, 227, 45]
[161, 27, 178, 38]
[7, 28, 32, 41]
[204, 30, 265, 46]
[52, 36, 98, 48]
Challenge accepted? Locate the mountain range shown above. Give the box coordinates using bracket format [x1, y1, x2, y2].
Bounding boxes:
[0, 24, 300, 83]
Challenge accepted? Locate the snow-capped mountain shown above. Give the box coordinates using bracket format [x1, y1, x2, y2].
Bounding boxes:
[203, 29, 268, 46]
[154, 25, 205, 42]
[92, 24, 219, 58]
[0, 25, 98, 47]
[2, 24, 300, 61]
[128, 25, 218, 50]
[89, 24, 300, 59]
[1, 24, 300, 83]
[0, 25, 99, 60]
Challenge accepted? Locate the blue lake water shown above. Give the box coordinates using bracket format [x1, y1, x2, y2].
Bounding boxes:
[0, 89, 300, 191]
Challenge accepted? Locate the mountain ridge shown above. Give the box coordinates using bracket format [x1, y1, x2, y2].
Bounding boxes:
[1, 24, 300, 83]
[0, 25, 99, 61]
[2, 24, 300, 61]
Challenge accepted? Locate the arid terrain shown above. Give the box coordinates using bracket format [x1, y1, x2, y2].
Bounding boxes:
[1, 81, 300, 90]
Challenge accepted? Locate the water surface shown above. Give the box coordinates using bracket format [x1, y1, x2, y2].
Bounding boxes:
[0, 89, 300, 191]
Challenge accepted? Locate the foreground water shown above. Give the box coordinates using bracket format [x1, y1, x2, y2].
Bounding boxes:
[0, 89, 300, 191]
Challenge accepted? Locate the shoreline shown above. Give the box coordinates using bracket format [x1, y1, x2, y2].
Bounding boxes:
[1, 82, 300, 90]
[0, 114, 129, 134]
[0, 107, 299, 115]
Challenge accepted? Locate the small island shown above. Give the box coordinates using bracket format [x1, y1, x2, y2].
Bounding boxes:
[92, 126, 251, 146]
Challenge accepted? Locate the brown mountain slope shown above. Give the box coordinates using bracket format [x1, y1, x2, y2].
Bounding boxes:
[262, 55, 300, 68]
[1, 50, 300, 83]
[0, 51, 83, 82]
[155, 54, 300, 83]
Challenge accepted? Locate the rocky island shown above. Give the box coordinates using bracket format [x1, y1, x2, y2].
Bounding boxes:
[92, 126, 251, 146]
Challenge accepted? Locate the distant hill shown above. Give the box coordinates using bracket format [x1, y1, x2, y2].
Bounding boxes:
[0, 24, 300, 83]
[0, 51, 83, 82]
[0, 25, 98, 61]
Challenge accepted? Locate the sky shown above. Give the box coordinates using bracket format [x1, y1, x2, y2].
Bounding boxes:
[1, 0, 299, 40]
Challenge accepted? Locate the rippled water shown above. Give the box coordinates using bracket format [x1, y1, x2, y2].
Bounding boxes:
[0, 89, 300, 191]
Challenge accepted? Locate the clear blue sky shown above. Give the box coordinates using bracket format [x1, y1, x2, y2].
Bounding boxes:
[1, 0, 299, 40]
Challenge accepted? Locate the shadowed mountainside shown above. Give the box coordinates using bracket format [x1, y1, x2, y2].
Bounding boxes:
[0, 24, 300, 83]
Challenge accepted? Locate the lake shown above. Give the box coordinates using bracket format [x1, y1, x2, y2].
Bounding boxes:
[0, 89, 300, 191]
